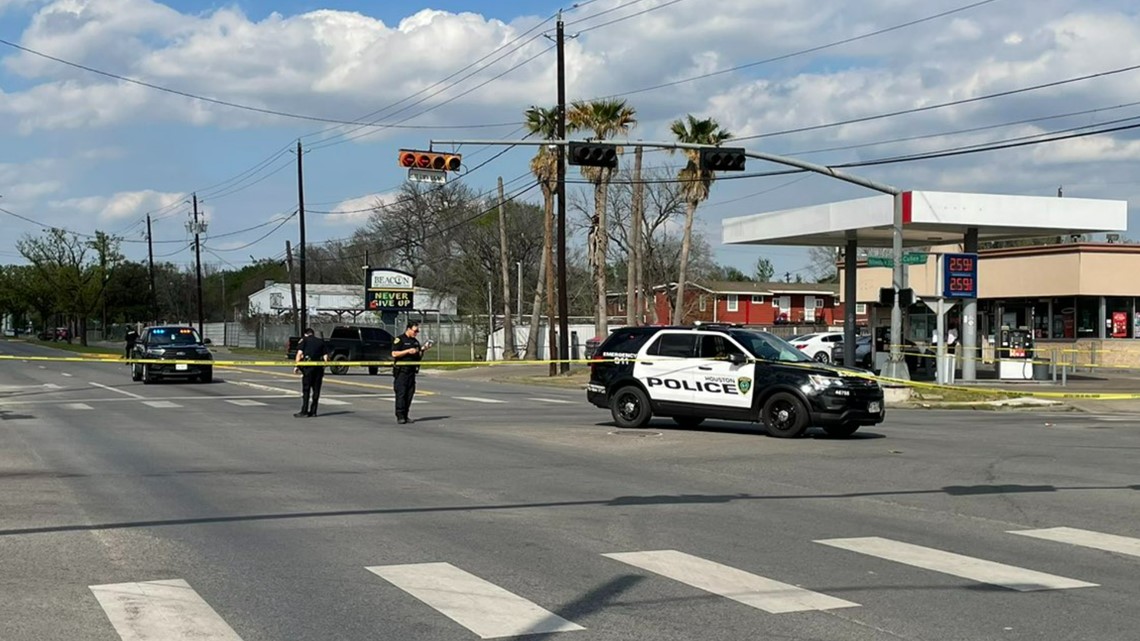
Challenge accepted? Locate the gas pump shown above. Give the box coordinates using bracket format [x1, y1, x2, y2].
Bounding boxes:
[997, 325, 1034, 380]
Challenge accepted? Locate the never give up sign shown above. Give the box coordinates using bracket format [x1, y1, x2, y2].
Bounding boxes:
[365, 268, 414, 311]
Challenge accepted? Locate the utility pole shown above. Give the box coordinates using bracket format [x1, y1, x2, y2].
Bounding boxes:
[187, 193, 206, 336]
[555, 11, 570, 373]
[285, 240, 299, 337]
[628, 145, 644, 326]
[296, 140, 308, 333]
[496, 176, 516, 358]
[516, 260, 522, 330]
[146, 214, 157, 323]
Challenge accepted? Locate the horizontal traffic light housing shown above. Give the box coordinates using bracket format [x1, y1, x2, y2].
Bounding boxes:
[568, 141, 618, 168]
[699, 147, 746, 172]
[398, 149, 462, 172]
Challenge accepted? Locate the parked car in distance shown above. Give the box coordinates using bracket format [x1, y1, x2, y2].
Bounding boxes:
[286, 325, 394, 375]
[790, 331, 844, 363]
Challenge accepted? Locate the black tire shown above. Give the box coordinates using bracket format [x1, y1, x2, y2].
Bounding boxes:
[199, 367, 213, 384]
[761, 392, 809, 438]
[610, 386, 652, 429]
[330, 354, 349, 375]
[672, 416, 705, 429]
[368, 366, 379, 376]
[131, 364, 142, 382]
[822, 423, 860, 438]
[141, 364, 155, 385]
[813, 351, 830, 363]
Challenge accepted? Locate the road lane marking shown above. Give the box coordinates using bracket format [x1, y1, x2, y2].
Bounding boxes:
[455, 396, 506, 404]
[367, 562, 584, 639]
[603, 550, 858, 613]
[62, 403, 94, 410]
[224, 399, 267, 407]
[226, 380, 297, 395]
[90, 381, 145, 399]
[61, 372, 73, 377]
[815, 537, 1098, 591]
[219, 364, 436, 395]
[1009, 527, 1140, 559]
[142, 401, 182, 409]
[318, 398, 350, 406]
[89, 578, 245, 641]
[529, 397, 573, 404]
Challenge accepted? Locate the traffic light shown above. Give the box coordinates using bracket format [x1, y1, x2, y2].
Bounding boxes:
[398, 149, 462, 172]
[699, 147, 746, 171]
[878, 287, 914, 307]
[568, 141, 618, 168]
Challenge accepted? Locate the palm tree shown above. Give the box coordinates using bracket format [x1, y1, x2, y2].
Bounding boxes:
[670, 114, 732, 325]
[524, 106, 560, 373]
[567, 98, 636, 338]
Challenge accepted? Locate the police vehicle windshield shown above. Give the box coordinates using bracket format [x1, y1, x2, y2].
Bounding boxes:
[148, 328, 203, 346]
[728, 330, 813, 362]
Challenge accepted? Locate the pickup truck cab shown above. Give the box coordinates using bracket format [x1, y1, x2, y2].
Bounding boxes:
[287, 325, 394, 375]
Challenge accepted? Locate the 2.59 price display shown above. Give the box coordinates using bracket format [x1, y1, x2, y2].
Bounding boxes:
[942, 252, 978, 298]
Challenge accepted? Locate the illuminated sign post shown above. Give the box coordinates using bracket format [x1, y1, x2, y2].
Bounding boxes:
[942, 253, 978, 299]
[364, 268, 415, 311]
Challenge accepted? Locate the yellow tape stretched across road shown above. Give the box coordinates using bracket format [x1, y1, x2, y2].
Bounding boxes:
[4, 353, 1139, 400]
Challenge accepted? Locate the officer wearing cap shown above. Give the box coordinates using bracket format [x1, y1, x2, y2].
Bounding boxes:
[294, 327, 330, 418]
[392, 321, 431, 424]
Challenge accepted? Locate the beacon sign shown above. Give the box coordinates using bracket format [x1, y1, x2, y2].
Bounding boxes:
[365, 268, 414, 311]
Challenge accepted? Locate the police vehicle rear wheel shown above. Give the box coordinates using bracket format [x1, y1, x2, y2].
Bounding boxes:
[822, 422, 859, 438]
[330, 354, 349, 375]
[610, 386, 651, 429]
[762, 392, 808, 438]
[672, 416, 705, 428]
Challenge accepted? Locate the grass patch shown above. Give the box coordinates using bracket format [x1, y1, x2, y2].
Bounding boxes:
[909, 386, 1019, 404]
[17, 339, 121, 356]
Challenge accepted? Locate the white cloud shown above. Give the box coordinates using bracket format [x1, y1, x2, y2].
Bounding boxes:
[323, 191, 396, 225]
[50, 189, 184, 221]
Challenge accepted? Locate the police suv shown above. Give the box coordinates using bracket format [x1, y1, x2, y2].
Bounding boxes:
[586, 324, 884, 438]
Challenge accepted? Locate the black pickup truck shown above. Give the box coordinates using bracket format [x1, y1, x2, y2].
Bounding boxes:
[286, 325, 394, 375]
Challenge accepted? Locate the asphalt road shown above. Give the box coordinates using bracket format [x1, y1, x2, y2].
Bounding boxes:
[1, 339, 1138, 641]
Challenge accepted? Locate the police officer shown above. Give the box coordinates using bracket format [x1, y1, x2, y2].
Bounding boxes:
[293, 327, 330, 418]
[392, 321, 431, 424]
[124, 327, 139, 361]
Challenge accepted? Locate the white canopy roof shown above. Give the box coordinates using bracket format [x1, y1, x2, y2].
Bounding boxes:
[722, 190, 1128, 248]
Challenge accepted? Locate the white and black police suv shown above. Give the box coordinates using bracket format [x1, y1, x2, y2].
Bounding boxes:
[586, 324, 884, 438]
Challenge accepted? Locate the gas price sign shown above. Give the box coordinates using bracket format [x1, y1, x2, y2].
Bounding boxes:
[942, 253, 978, 298]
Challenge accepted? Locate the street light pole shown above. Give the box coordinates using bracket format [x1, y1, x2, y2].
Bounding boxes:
[516, 260, 522, 329]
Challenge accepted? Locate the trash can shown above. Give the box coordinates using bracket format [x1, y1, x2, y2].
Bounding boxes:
[1033, 358, 1051, 381]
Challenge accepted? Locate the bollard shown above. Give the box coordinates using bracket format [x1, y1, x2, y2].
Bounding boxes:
[1051, 348, 1057, 383]
[1061, 361, 1067, 387]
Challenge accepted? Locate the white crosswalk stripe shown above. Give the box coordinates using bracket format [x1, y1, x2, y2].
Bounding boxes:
[529, 397, 573, 404]
[603, 550, 858, 613]
[1009, 527, 1140, 559]
[816, 536, 1098, 591]
[318, 398, 350, 406]
[224, 399, 267, 407]
[89, 579, 244, 641]
[62, 403, 94, 410]
[367, 562, 585, 639]
[454, 396, 506, 404]
[141, 401, 182, 409]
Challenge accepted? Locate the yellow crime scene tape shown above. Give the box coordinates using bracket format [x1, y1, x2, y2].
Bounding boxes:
[3, 352, 1139, 400]
[884, 344, 1140, 372]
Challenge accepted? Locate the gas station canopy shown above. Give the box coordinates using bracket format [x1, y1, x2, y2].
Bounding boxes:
[721, 190, 1127, 248]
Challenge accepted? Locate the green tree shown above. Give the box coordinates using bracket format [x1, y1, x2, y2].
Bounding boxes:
[754, 257, 775, 282]
[669, 114, 732, 325]
[568, 98, 636, 337]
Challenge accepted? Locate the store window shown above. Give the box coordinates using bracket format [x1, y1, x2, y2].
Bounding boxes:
[1107, 297, 1132, 338]
[1076, 297, 1099, 338]
[1052, 297, 1076, 339]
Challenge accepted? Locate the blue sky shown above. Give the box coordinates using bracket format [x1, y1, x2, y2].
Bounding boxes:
[2, 0, 1140, 278]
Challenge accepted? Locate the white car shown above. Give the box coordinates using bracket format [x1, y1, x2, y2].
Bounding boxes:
[790, 332, 844, 362]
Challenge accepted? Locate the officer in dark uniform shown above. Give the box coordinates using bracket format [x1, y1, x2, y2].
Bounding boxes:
[293, 327, 330, 418]
[392, 321, 431, 424]
[124, 327, 139, 361]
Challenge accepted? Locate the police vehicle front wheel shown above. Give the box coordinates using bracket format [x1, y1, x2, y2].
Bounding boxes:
[761, 392, 809, 438]
[610, 386, 652, 429]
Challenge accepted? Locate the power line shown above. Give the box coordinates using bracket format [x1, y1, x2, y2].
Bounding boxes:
[574, 0, 686, 35]
[594, 0, 1000, 100]
[205, 212, 298, 252]
[736, 61, 1140, 142]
